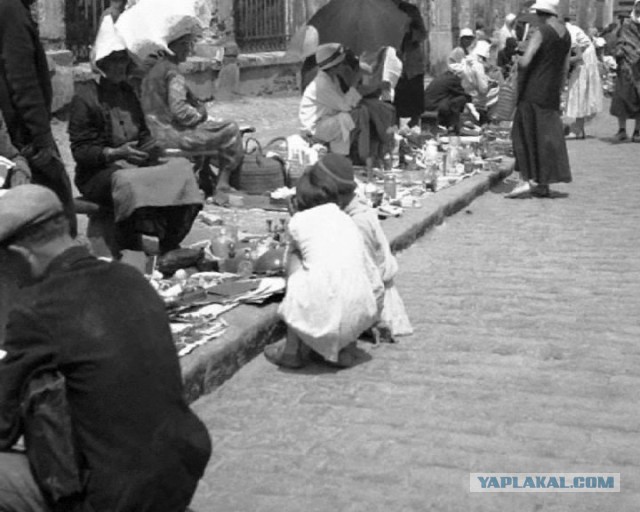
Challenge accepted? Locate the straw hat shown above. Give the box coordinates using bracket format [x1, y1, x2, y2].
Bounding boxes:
[316, 43, 346, 71]
[93, 14, 127, 64]
[530, 0, 560, 16]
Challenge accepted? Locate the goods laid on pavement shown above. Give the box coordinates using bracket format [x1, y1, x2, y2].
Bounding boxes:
[140, 123, 513, 359]
[146, 215, 290, 356]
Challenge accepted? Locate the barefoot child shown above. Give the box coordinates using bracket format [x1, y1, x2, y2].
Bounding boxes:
[141, 31, 243, 200]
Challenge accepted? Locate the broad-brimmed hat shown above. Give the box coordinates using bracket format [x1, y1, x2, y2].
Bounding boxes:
[316, 43, 346, 71]
[530, 0, 560, 16]
[0, 185, 63, 246]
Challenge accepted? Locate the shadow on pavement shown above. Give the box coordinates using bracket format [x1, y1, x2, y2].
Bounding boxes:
[491, 179, 569, 199]
[274, 346, 373, 376]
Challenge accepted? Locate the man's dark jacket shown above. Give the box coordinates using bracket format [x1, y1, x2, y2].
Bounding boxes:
[0, 247, 212, 512]
[0, 0, 53, 149]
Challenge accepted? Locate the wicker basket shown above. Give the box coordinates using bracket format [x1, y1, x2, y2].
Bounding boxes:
[233, 137, 287, 195]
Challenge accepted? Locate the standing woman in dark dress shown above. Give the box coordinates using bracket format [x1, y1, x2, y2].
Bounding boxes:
[391, 0, 427, 127]
[508, 0, 572, 198]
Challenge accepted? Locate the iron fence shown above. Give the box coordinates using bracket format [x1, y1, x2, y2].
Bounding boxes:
[66, 0, 109, 62]
[234, 0, 289, 52]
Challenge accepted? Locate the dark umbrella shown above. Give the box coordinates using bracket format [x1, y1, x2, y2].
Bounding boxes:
[308, 0, 410, 55]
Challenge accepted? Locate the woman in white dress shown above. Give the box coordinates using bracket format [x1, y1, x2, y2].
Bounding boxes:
[565, 20, 604, 138]
[264, 157, 383, 369]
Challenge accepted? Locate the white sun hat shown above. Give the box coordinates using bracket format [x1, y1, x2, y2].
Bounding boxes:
[315, 43, 346, 71]
[93, 15, 127, 64]
[473, 40, 491, 60]
[530, 0, 560, 16]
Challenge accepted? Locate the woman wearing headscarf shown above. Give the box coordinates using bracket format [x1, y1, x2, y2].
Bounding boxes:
[507, 0, 572, 198]
[610, 0, 640, 142]
[68, 17, 202, 255]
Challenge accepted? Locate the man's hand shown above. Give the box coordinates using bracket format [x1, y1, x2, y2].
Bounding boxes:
[30, 145, 57, 168]
[9, 157, 31, 187]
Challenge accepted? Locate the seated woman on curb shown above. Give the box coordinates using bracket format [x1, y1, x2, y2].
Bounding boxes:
[68, 19, 202, 256]
[141, 30, 244, 202]
[264, 156, 384, 369]
[299, 43, 396, 171]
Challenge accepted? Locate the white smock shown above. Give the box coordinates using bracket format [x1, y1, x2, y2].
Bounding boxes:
[299, 70, 361, 155]
[279, 203, 383, 362]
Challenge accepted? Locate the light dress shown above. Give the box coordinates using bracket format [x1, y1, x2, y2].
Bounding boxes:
[566, 24, 604, 120]
[344, 196, 413, 337]
[279, 203, 383, 362]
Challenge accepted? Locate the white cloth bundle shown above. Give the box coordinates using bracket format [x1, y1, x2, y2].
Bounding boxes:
[116, 0, 210, 62]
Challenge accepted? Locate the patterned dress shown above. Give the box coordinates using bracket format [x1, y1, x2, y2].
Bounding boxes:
[140, 58, 243, 174]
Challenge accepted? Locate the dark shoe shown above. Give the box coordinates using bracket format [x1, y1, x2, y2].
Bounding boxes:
[632, 131, 640, 143]
[264, 344, 308, 369]
[531, 184, 551, 197]
[614, 129, 628, 142]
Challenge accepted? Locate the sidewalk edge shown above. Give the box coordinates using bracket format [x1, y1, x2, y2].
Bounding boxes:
[182, 161, 514, 402]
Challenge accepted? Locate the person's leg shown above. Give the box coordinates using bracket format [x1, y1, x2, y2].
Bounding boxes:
[616, 117, 628, 140]
[633, 116, 640, 142]
[573, 117, 585, 138]
[210, 122, 243, 194]
[0, 452, 50, 512]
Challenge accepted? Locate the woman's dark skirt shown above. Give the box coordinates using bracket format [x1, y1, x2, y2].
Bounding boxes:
[610, 70, 640, 119]
[512, 101, 572, 185]
[394, 74, 424, 121]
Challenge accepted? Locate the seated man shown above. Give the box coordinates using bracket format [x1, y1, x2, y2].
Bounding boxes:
[141, 30, 244, 200]
[69, 19, 202, 255]
[0, 110, 31, 188]
[299, 43, 395, 169]
[423, 71, 473, 134]
[449, 28, 476, 69]
[458, 40, 500, 124]
[0, 185, 211, 512]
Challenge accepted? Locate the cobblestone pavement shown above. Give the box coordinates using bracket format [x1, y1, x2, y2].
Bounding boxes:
[190, 108, 640, 511]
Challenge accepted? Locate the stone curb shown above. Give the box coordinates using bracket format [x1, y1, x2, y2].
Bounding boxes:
[180, 160, 515, 403]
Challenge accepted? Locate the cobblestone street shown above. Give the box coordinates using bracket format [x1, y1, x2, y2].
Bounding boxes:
[189, 109, 640, 511]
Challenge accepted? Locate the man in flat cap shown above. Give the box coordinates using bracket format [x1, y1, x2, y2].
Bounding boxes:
[0, 185, 211, 512]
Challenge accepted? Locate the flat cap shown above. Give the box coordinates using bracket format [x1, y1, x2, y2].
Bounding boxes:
[0, 185, 63, 245]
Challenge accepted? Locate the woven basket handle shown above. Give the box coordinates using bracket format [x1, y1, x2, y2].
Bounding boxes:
[244, 136, 263, 155]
